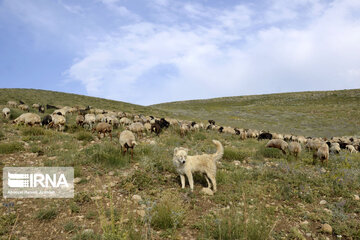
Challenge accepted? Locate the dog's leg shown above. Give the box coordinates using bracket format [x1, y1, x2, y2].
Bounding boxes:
[209, 174, 217, 192]
[204, 174, 211, 189]
[185, 171, 194, 192]
[180, 175, 185, 189]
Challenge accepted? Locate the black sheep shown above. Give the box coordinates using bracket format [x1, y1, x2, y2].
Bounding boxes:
[258, 132, 272, 141]
[151, 122, 162, 136]
[42, 115, 52, 126]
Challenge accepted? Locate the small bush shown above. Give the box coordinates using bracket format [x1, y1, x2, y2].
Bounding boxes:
[200, 208, 274, 240]
[151, 195, 185, 230]
[70, 202, 80, 213]
[223, 148, 247, 161]
[74, 192, 91, 204]
[35, 207, 57, 220]
[73, 231, 101, 240]
[76, 131, 94, 142]
[64, 220, 77, 233]
[0, 142, 24, 154]
[85, 143, 129, 167]
[0, 213, 17, 235]
[21, 127, 45, 136]
[257, 147, 284, 159]
[0, 130, 4, 140]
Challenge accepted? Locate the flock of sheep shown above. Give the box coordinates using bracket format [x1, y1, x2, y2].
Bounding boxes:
[2, 100, 359, 165]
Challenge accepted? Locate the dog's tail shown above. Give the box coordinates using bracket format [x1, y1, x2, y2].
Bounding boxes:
[212, 140, 224, 162]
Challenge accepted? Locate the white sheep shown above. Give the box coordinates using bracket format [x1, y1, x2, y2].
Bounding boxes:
[32, 103, 40, 109]
[314, 143, 329, 165]
[49, 114, 66, 131]
[13, 113, 41, 126]
[92, 122, 112, 140]
[180, 124, 190, 136]
[222, 126, 236, 134]
[76, 115, 85, 126]
[2, 108, 10, 118]
[7, 101, 17, 108]
[330, 142, 340, 154]
[127, 122, 145, 137]
[84, 114, 96, 129]
[120, 117, 132, 126]
[265, 139, 288, 155]
[346, 145, 357, 154]
[272, 133, 283, 140]
[288, 142, 301, 159]
[18, 104, 29, 112]
[305, 139, 324, 152]
[144, 122, 152, 132]
[119, 130, 137, 159]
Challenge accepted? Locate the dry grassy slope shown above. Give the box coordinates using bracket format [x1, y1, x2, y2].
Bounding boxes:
[0, 88, 167, 117]
[152, 89, 360, 138]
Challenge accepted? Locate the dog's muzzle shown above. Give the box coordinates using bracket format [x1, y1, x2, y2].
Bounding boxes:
[182, 160, 186, 164]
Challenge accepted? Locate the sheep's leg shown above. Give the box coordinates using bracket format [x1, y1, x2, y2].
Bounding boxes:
[131, 147, 134, 160]
[180, 175, 185, 189]
[109, 132, 112, 141]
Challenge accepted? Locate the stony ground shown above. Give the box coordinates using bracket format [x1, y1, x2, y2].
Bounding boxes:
[1, 115, 359, 240]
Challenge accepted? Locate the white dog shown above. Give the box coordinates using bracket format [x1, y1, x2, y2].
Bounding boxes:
[173, 140, 223, 192]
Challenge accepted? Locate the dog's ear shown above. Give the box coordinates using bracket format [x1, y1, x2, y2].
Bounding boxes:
[174, 147, 179, 155]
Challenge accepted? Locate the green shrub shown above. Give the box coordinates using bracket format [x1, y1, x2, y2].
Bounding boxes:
[21, 127, 45, 136]
[257, 147, 284, 159]
[151, 195, 184, 230]
[0, 213, 17, 235]
[0, 142, 24, 154]
[200, 208, 274, 240]
[85, 143, 129, 167]
[76, 131, 94, 142]
[35, 207, 57, 220]
[0, 130, 4, 140]
[223, 148, 247, 161]
[64, 220, 77, 233]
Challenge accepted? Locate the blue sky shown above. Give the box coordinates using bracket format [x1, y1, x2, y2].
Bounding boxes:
[0, 0, 360, 105]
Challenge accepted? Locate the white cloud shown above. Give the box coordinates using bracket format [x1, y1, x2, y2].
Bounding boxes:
[65, 0, 360, 105]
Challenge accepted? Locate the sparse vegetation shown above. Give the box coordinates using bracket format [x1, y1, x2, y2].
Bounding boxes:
[0, 141, 24, 154]
[35, 207, 58, 220]
[0, 89, 359, 239]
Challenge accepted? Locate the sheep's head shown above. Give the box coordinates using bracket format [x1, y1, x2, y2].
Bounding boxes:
[173, 147, 188, 164]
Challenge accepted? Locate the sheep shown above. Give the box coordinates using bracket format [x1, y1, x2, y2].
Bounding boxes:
[106, 116, 119, 129]
[258, 132, 272, 141]
[127, 122, 145, 138]
[38, 105, 45, 113]
[330, 142, 340, 154]
[144, 122, 152, 132]
[18, 104, 29, 112]
[346, 145, 357, 154]
[119, 130, 137, 160]
[95, 114, 106, 122]
[92, 122, 112, 140]
[13, 113, 41, 126]
[19, 100, 25, 104]
[76, 115, 85, 126]
[265, 139, 288, 155]
[49, 114, 66, 131]
[53, 108, 67, 116]
[2, 108, 10, 118]
[239, 131, 247, 140]
[180, 123, 190, 137]
[288, 142, 301, 159]
[222, 126, 236, 134]
[7, 101, 17, 108]
[32, 103, 40, 109]
[46, 104, 58, 109]
[314, 143, 329, 166]
[246, 129, 258, 138]
[41, 115, 52, 128]
[120, 117, 132, 126]
[305, 140, 324, 152]
[272, 133, 283, 140]
[151, 122, 162, 136]
[84, 114, 96, 129]
[208, 120, 215, 125]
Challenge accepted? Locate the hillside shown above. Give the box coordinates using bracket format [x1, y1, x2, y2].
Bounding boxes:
[152, 89, 360, 138]
[0, 88, 359, 239]
[0, 88, 167, 117]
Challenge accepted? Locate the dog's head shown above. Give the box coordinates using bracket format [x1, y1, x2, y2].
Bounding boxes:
[173, 147, 188, 165]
